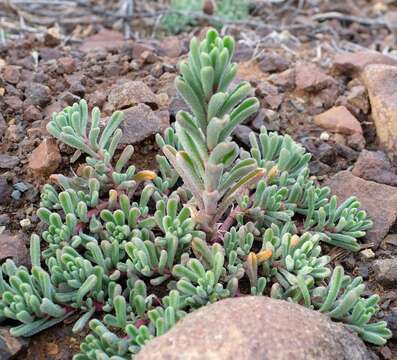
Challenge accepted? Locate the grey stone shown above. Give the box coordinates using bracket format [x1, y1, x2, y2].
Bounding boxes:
[136, 297, 373, 360]
[373, 258, 397, 288]
[25, 83, 51, 107]
[233, 124, 252, 147]
[0, 155, 19, 169]
[352, 150, 397, 186]
[102, 104, 163, 145]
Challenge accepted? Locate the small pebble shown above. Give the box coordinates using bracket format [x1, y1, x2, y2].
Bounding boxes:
[384, 234, 397, 247]
[360, 248, 375, 260]
[357, 264, 369, 279]
[11, 190, 21, 200]
[320, 131, 330, 141]
[20, 218, 31, 228]
[0, 214, 10, 225]
[14, 182, 32, 192]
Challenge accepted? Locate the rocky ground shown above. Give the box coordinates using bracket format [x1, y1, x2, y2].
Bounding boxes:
[2, 0, 397, 358]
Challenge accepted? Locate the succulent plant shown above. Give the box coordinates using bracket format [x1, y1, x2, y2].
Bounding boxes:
[158, 29, 262, 235]
[0, 29, 390, 360]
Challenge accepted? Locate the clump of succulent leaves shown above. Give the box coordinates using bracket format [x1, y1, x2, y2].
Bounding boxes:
[0, 29, 390, 358]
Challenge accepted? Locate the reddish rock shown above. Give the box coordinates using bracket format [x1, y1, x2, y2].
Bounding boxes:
[0, 233, 28, 265]
[136, 297, 371, 360]
[40, 48, 63, 61]
[44, 100, 68, 121]
[102, 104, 163, 145]
[0, 155, 19, 169]
[327, 170, 397, 246]
[268, 68, 295, 89]
[0, 176, 12, 204]
[154, 109, 171, 132]
[332, 51, 397, 76]
[69, 81, 85, 97]
[373, 258, 397, 288]
[312, 83, 340, 109]
[80, 30, 124, 52]
[132, 42, 156, 59]
[28, 138, 61, 176]
[256, 81, 283, 110]
[107, 80, 158, 110]
[347, 133, 366, 151]
[0, 326, 29, 358]
[23, 105, 42, 122]
[259, 53, 289, 73]
[295, 62, 335, 92]
[119, 104, 162, 144]
[314, 106, 362, 135]
[25, 83, 51, 108]
[352, 150, 397, 186]
[346, 85, 369, 114]
[140, 50, 158, 64]
[87, 90, 107, 109]
[0, 113, 6, 138]
[159, 36, 183, 58]
[362, 65, 397, 157]
[2, 65, 20, 84]
[4, 96, 23, 112]
[57, 57, 76, 74]
[103, 63, 121, 77]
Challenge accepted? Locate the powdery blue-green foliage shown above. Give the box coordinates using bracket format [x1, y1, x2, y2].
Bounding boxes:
[0, 29, 390, 359]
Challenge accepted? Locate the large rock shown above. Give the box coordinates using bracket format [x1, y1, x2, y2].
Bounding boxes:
[362, 65, 397, 158]
[295, 62, 335, 92]
[0, 155, 19, 169]
[314, 106, 362, 135]
[136, 297, 373, 360]
[332, 51, 397, 76]
[28, 138, 61, 176]
[2, 65, 20, 84]
[0, 327, 29, 359]
[0, 233, 28, 265]
[102, 104, 166, 145]
[80, 29, 125, 52]
[347, 85, 370, 114]
[259, 53, 289, 73]
[373, 258, 397, 288]
[107, 80, 158, 110]
[352, 150, 397, 186]
[326, 171, 397, 246]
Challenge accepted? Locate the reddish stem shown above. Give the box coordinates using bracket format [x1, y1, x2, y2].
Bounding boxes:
[134, 318, 148, 328]
[209, 205, 241, 244]
[75, 200, 111, 233]
[93, 301, 104, 312]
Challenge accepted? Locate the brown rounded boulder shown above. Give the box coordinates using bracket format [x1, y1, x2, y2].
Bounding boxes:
[136, 296, 374, 360]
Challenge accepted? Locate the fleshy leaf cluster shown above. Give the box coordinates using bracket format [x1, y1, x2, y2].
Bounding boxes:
[0, 29, 390, 359]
